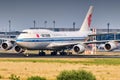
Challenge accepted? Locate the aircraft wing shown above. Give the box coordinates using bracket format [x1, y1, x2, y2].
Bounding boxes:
[47, 42, 80, 49]
[88, 32, 118, 36]
[47, 39, 120, 49]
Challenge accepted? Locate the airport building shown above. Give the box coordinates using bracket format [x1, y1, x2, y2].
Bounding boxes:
[0, 31, 21, 44]
[91, 29, 120, 41]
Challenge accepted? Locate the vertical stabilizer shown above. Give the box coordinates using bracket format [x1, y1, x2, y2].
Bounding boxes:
[79, 6, 94, 32]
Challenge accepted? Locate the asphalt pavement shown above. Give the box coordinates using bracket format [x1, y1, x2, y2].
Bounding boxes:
[0, 53, 120, 58]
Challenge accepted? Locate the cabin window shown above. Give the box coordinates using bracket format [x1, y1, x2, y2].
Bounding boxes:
[41, 34, 50, 37]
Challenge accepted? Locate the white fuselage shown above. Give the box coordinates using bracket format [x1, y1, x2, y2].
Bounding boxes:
[16, 29, 92, 50]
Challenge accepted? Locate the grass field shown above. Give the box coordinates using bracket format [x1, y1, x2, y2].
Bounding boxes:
[0, 58, 120, 80]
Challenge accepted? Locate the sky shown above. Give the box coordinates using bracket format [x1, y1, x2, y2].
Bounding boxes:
[0, 0, 120, 31]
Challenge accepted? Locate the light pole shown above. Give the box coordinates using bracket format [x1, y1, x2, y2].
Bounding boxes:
[44, 21, 47, 28]
[33, 20, 36, 29]
[107, 23, 110, 33]
[73, 22, 75, 31]
[8, 20, 11, 38]
[9, 20, 11, 32]
[53, 20, 55, 31]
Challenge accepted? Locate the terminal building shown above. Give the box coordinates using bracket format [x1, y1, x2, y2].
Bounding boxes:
[91, 29, 120, 41]
[0, 31, 21, 44]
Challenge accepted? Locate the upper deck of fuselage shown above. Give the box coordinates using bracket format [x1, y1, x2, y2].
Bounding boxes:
[17, 29, 90, 39]
[22, 29, 53, 34]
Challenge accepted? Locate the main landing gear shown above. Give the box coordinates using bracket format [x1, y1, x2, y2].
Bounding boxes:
[38, 50, 73, 56]
[18, 50, 72, 56]
[39, 50, 46, 56]
[59, 52, 67, 56]
[51, 51, 57, 56]
[50, 50, 70, 56]
[51, 50, 72, 56]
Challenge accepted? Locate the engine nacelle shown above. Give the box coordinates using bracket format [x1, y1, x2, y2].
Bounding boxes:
[73, 44, 85, 54]
[104, 41, 117, 51]
[14, 46, 25, 53]
[1, 41, 14, 50]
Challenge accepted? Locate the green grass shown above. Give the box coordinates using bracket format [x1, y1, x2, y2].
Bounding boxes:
[90, 58, 120, 65]
[57, 70, 96, 80]
[27, 76, 46, 80]
[0, 58, 120, 65]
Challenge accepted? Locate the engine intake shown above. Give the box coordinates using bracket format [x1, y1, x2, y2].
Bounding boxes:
[1, 41, 14, 50]
[105, 42, 117, 51]
[15, 46, 25, 53]
[73, 44, 85, 54]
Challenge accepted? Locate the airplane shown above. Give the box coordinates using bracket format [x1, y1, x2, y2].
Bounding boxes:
[1, 6, 94, 56]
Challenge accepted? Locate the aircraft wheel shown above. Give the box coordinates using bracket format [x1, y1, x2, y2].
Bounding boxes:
[39, 51, 46, 56]
[68, 52, 72, 55]
[60, 52, 67, 56]
[51, 51, 57, 56]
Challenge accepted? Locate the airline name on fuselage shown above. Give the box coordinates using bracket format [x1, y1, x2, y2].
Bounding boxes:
[36, 33, 67, 38]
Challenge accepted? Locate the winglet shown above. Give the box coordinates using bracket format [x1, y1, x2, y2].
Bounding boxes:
[79, 6, 94, 32]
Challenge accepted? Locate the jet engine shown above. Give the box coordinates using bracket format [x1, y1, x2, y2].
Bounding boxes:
[14, 46, 25, 53]
[73, 44, 85, 54]
[1, 41, 14, 50]
[104, 41, 117, 51]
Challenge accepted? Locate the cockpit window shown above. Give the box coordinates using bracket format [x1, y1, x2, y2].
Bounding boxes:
[21, 32, 28, 34]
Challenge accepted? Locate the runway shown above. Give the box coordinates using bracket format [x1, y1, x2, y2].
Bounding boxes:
[0, 53, 120, 58]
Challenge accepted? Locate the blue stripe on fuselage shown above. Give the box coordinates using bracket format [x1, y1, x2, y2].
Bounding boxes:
[16, 37, 86, 42]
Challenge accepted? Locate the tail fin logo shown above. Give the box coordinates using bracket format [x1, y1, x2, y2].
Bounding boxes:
[88, 14, 92, 27]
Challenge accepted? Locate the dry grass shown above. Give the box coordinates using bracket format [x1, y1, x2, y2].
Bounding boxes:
[0, 58, 119, 80]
